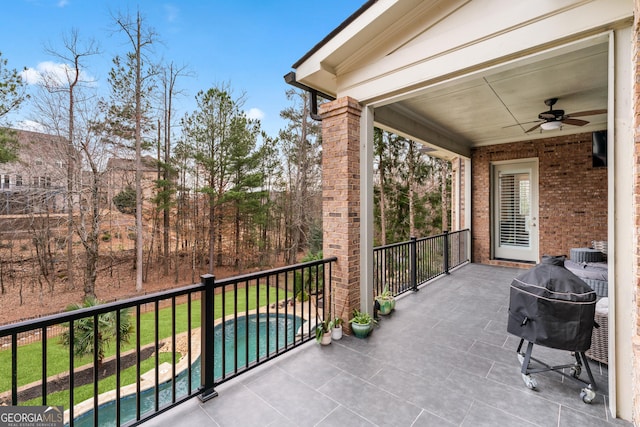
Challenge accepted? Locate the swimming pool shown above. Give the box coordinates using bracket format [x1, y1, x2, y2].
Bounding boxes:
[69, 312, 303, 427]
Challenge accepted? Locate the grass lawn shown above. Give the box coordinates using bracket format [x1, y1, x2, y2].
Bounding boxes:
[23, 352, 174, 410]
[0, 284, 290, 396]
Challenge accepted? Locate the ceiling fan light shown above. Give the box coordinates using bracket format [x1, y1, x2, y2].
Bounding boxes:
[540, 121, 562, 131]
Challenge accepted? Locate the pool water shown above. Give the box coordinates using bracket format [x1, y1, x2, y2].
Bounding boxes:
[70, 312, 303, 427]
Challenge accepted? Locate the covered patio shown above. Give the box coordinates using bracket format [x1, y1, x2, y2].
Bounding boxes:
[144, 264, 626, 427]
[286, 0, 636, 421]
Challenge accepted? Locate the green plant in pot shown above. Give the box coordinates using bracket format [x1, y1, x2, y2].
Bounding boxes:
[315, 318, 332, 345]
[375, 285, 396, 315]
[349, 309, 375, 338]
[330, 316, 344, 340]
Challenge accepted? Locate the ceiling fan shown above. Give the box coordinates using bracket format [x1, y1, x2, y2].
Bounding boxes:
[521, 98, 607, 133]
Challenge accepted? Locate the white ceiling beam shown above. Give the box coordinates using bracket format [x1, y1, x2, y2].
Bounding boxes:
[374, 105, 471, 158]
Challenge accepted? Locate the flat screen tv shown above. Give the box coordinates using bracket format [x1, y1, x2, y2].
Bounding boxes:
[592, 130, 607, 168]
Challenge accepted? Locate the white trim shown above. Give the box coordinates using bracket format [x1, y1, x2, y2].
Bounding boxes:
[491, 158, 539, 263]
[609, 25, 634, 420]
[360, 105, 375, 316]
[607, 28, 617, 419]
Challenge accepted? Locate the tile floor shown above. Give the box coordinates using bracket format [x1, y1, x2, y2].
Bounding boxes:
[143, 263, 630, 427]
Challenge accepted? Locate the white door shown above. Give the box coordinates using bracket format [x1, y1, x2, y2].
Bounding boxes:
[493, 160, 539, 262]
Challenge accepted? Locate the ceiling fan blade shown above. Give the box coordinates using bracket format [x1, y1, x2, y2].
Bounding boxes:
[562, 118, 589, 126]
[525, 123, 542, 133]
[566, 109, 607, 118]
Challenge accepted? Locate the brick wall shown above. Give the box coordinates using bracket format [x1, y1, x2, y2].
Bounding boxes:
[319, 97, 362, 331]
[471, 132, 608, 264]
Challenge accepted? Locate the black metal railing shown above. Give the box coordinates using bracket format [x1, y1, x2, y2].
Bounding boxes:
[373, 229, 470, 298]
[0, 257, 336, 426]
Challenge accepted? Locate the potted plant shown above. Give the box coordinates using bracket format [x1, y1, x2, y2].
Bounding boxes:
[315, 318, 332, 345]
[330, 316, 344, 340]
[375, 285, 396, 315]
[349, 309, 375, 338]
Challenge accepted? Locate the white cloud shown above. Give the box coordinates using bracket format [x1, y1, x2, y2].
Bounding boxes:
[21, 61, 95, 87]
[15, 120, 45, 133]
[21, 68, 41, 85]
[57, 0, 69, 7]
[164, 4, 179, 23]
[246, 108, 264, 121]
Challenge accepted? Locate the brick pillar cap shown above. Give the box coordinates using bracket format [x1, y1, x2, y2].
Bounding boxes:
[319, 96, 362, 118]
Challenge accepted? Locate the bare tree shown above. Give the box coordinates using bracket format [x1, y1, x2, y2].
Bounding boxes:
[111, 9, 158, 292]
[157, 62, 190, 275]
[278, 89, 322, 263]
[42, 29, 100, 292]
[75, 102, 109, 299]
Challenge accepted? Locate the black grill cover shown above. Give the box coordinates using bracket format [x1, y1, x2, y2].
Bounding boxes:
[507, 256, 597, 351]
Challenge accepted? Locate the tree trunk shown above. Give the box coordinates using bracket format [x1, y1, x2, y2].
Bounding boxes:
[66, 55, 80, 291]
[379, 167, 387, 246]
[134, 12, 144, 292]
[234, 202, 240, 271]
[207, 180, 215, 275]
[408, 141, 416, 238]
[441, 164, 449, 231]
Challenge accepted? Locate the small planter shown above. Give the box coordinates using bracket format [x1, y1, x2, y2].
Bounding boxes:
[316, 319, 332, 345]
[376, 297, 395, 315]
[375, 286, 396, 316]
[349, 309, 376, 339]
[350, 321, 372, 338]
[320, 331, 332, 345]
[330, 317, 344, 340]
[331, 325, 343, 340]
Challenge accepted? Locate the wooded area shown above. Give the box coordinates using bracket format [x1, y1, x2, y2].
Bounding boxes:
[0, 11, 450, 323]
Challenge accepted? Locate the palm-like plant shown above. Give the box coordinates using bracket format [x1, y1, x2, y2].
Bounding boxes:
[60, 297, 133, 366]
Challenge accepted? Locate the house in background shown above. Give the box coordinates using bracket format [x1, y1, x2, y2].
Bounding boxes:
[104, 155, 158, 211]
[0, 129, 69, 215]
[287, 0, 638, 422]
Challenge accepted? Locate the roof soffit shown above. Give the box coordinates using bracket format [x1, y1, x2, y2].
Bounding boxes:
[337, 0, 630, 102]
[295, 0, 631, 103]
[331, 0, 459, 75]
[294, 0, 423, 94]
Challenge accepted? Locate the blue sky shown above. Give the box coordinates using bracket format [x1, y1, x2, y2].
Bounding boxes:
[1, 0, 361, 138]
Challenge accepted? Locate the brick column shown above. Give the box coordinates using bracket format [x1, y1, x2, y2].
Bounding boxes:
[320, 97, 362, 333]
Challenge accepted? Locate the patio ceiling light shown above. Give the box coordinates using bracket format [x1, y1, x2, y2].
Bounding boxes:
[540, 121, 562, 131]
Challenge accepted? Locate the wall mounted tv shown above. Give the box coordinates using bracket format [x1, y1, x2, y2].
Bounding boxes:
[592, 130, 607, 168]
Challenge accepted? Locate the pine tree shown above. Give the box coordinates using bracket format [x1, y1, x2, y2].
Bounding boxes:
[182, 84, 243, 274]
[0, 51, 28, 163]
[221, 114, 265, 271]
[108, 10, 158, 291]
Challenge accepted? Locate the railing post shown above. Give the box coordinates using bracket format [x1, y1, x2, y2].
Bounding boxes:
[443, 230, 450, 275]
[410, 236, 418, 291]
[200, 274, 218, 402]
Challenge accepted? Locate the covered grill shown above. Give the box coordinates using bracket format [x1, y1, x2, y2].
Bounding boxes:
[508, 255, 597, 351]
[507, 256, 599, 403]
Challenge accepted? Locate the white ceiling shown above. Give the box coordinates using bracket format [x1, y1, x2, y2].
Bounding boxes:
[375, 38, 609, 158]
